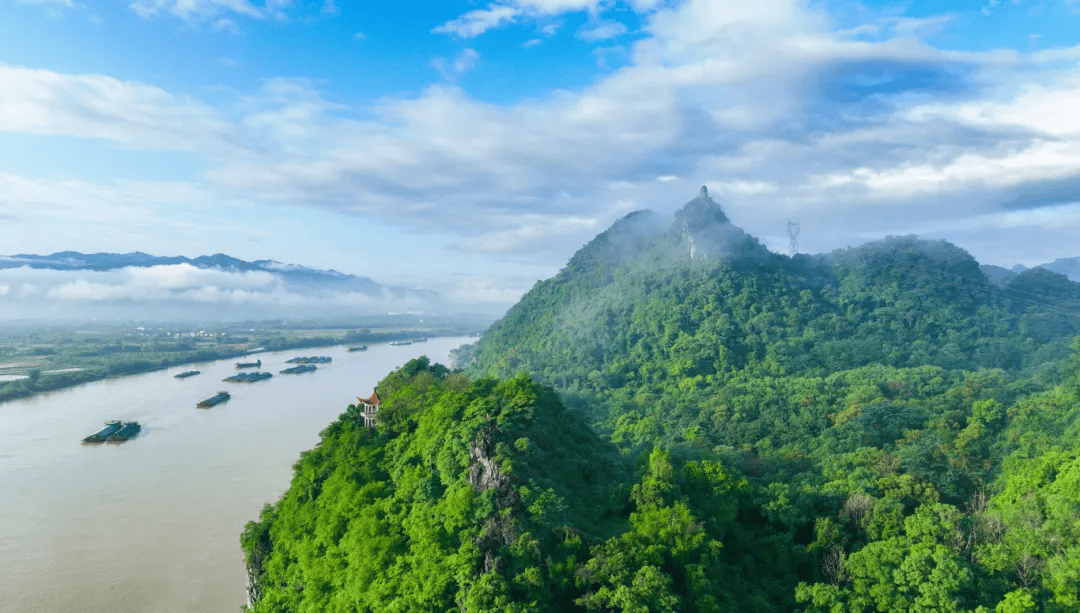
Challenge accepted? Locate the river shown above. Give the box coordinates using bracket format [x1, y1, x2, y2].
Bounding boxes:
[0, 337, 472, 613]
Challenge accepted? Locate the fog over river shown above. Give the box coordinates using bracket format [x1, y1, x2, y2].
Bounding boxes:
[0, 337, 471, 613]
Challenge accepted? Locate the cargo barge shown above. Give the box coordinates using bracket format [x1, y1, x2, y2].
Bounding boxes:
[285, 356, 332, 364]
[82, 421, 122, 443]
[223, 372, 273, 383]
[347, 345, 368, 352]
[174, 370, 201, 379]
[106, 421, 141, 443]
[83, 420, 141, 444]
[197, 391, 231, 408]
[280, 364, 317, 375]
[235, 359, 262, 369]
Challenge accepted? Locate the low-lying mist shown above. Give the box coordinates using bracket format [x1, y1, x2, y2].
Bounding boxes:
[0, 264, 478, 322]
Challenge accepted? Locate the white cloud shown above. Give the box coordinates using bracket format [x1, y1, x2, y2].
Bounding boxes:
[814, 141, 1080, 199]
[537, 20, 561, 36]
[446, 275, 529, 304]
[577, 19, 628, 42]
[128, 0, 293, 22]
[0, 264, 388, 309]
[433, 0, 613, 38]
[921, 202, 1080, 234]
[432, 5, 520, 38]
[0, 66, 233, 152]
[0, 171, 272, 260]
[19, 283, 41, 298]
[433, 49, 482, 80]
[518, 0, 603, 11]
[130, 0, 260, 20]
[42, 264, 277, 301]
[905, 76, 1080, 136]
[1031, 44, 1080, 63]
[19, 0, 76, 7]
[212, 17, 239, 32]
[466, 213, 602, 253]
[10, 0, 1080, 272]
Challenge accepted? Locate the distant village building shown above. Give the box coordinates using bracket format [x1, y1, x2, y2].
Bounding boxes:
[358, 391, 380, 428]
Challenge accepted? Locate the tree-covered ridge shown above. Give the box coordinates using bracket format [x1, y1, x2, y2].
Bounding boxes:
[243, 353, 1080, 612]
[242, 359, 820, 612]
[243, 190, 1080, 612]
[445, 189, 1080, 611]
[461, 192, 1080, 446]
[241, 358, 624, 612]
[794, 345, 1080, 613]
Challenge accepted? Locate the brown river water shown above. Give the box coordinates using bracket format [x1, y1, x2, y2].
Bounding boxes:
[0, 337, 471, 613]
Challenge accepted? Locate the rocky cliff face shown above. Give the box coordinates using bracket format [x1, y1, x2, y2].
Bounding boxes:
[469, 424, 521, 574]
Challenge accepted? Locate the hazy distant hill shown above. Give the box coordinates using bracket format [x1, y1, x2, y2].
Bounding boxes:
[0, 251, 436, 301]
[984, 258, 1080, 286]
[1038, 256, 1080, 283]
[980, 263, 1017, 287]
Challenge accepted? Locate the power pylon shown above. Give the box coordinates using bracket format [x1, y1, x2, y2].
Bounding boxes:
[787, 221, 800, 256]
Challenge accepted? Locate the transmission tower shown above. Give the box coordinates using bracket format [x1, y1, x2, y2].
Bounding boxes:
[787, 221, 800, 256]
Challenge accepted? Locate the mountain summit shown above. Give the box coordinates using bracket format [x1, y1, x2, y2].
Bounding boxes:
[559, 186, 774, 284]
[680, 184, 729, 226]
[664, 186, 772, 264]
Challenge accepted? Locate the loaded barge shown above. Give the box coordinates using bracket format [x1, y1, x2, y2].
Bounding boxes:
[223, 372, 273, 383]
[106, 422, 141, 443]
[235, 359, 262, 369]
[174, 370, 201, 379]
[83, 420, 141, 444]
[285, 356, 332, 364]
[280, 364, 317, 375]
[197, 391, 231, 408]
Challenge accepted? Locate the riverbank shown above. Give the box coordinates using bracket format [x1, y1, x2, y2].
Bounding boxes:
[0, 331, 469, 405]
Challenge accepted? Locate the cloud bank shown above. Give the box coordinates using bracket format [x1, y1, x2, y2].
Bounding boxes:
[0, 262, 520, 319]
[5, 0, 1080, 277]
[0, 265, 439, 323]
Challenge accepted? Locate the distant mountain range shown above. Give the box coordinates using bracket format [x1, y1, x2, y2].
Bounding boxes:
[981, 257, 1080, 288]
[0, 251, 437, 301]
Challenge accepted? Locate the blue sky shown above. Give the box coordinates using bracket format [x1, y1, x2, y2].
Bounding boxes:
[3, 0, 1080, 310]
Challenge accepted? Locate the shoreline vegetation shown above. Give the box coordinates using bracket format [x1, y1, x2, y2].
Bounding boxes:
[0, 318, 485, 405]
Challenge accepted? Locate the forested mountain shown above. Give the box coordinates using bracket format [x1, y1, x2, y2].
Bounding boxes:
[461, 189, 1080, 438]
[243, 189, 1080, 612]
[243, 360, 807, 612]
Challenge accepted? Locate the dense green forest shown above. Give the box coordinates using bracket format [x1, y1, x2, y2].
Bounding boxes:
[243, 191, 1080, 612]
